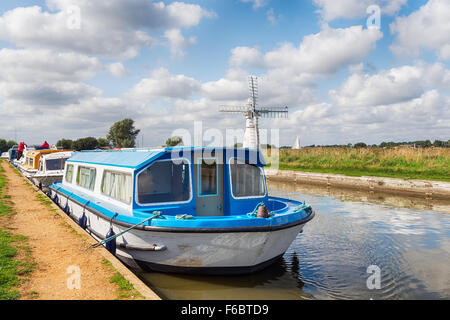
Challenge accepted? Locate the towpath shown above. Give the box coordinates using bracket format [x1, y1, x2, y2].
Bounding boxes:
[0, 161, 138, 300]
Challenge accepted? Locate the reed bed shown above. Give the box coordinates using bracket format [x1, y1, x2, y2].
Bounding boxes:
[277, 147, 450, 182]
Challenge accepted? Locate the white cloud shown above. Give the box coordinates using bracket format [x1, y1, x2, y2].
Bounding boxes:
[229, 47, 263, 68]
[0, 0, 215, 59]
[240, 0, 269, 9]
[127, 68, 200, 101]
[390, 0, 450, 60]
[264, 26, 382, 75]
[164, 29, 196, 58]
[330, 62, 450, 109]
[0, 48, 103, 106]
[108, 62, 128, 78]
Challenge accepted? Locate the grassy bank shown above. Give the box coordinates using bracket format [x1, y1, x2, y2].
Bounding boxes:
[0, 159, 35, 300]
[277, 147, 450, 182]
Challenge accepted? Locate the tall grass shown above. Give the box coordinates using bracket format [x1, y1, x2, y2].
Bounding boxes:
[278, 147, 450, 182]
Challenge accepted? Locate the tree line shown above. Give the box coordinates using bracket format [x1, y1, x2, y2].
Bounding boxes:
[283, 139, 450, 149]
[56, 118, 140, 151]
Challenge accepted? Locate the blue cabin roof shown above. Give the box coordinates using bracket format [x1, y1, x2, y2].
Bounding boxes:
[67, 147, 266, 170]
[67, 149, 165, 169]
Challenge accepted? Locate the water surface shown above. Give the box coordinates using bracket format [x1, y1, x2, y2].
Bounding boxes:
[139, 181, 450, 300]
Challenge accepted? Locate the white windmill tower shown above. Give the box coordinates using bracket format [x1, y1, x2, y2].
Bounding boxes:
[219, 76, 288, 150]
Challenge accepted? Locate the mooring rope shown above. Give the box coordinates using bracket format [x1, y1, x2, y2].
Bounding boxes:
[91, 211, 164, 249]
[247, 201, 275, 217]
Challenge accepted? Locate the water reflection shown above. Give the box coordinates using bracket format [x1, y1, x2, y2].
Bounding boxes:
[138, 180, 450, 300]
[267, 179, 450, 214]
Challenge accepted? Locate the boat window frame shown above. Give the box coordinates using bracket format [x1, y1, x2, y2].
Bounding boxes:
[101, 169, 133, 205]
[228, 157, 267, 200]
[135, 157, 193, 207]
[197, 157, 219, 198]
[65, 164, 74, 184]
[76, 165, 97, 191]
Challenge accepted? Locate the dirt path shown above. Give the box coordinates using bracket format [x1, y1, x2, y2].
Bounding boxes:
[0, 161, 122, 300]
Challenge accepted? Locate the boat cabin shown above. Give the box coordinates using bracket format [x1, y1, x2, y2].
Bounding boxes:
[38, 151, 74, 174]
[62, 147, 269, 216]
[21, 149, 71, 173]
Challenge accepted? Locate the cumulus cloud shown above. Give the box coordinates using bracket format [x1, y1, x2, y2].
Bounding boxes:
[229, 47, 263, 68]
[390, 0, 450, 60]
[330, 62, 450, 109]
[263, 26, 382, 75]
[108, 62, 128, 78]
[127, 68, 200, 101]
[164, 29, 196, 58]
[0, 0, 215, 59]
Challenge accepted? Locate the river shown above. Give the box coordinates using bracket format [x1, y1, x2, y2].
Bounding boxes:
[138, 180, 450, 300]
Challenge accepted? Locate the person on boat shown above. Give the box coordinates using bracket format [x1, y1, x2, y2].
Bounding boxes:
[40, 141, 50, 149]
[16, 141, 27, 160]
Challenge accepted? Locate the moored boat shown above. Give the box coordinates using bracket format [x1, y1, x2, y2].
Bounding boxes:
[19, 149, 71, 178]
[49, 147, 315, 274]
[31, 151, 74, 191]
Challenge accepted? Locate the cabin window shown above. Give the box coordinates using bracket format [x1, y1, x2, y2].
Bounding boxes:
[137, 159, 191, 204]
[39, 160, 44, 172]
[199, 159, 217, 196]
[101, 171, 133, 204]
[76, 166, 96, 191]
[65, 164, 74, 183]
[230, 159, 266, 198]
[46, 158, 67, 171]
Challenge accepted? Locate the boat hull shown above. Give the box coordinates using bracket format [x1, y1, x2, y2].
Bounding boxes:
[32, 174, 63, 192]
[50, 188, 308, 275]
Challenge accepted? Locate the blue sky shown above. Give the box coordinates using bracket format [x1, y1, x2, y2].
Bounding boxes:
[0, 0, 448, 147]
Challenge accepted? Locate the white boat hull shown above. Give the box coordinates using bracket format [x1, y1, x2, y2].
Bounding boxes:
[32, 174, 63, 191]
[50, 189, 305, 274]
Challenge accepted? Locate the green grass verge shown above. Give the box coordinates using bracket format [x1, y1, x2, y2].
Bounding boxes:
[274, 147, 450, 182]
[0, 159, 35, 300]
[102, 259, 143, 300]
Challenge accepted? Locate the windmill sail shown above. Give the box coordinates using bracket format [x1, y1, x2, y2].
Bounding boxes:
[219, 76, 288, 150]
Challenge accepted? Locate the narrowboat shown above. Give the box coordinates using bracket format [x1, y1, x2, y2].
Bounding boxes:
[49, 147, 315, 275]
[31, 151, 74, 191]
[19, 149, 70, 178]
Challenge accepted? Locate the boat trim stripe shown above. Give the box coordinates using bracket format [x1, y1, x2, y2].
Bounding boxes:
[51, 187, 315, 233]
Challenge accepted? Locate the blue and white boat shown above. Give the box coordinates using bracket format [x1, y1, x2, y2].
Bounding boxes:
[49, 147, 315, 274]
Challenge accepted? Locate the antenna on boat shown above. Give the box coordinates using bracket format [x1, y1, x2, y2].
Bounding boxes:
[219, 75, 288, 150]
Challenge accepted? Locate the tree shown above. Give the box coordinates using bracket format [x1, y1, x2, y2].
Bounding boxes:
[0, 139, 17, 153]
[56, 139, 74, 150]
[6, 140, 17, 150]
[433, 140, 444, 147]
[354, 142, 367, 148]
[72, 137, 98, 151]
[165, 136, 183, 147]
[0, 139, 7, 153]
[106, 119, 140, 148]
[97, 138, 110, 148]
